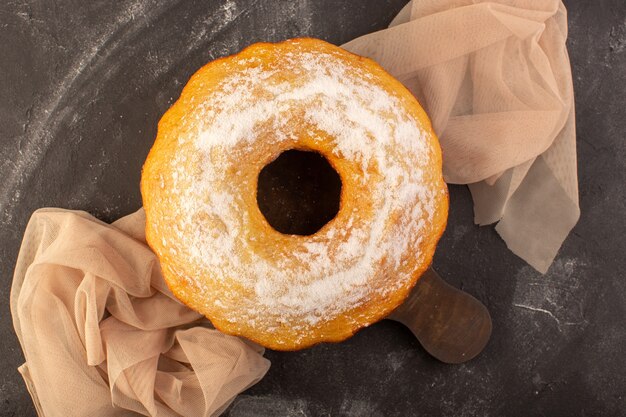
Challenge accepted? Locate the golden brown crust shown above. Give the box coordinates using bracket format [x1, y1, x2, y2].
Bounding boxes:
[141, 38, 448, 350]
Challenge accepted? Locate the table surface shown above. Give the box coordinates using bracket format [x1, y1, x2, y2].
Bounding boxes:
[1, 1, 625, 416]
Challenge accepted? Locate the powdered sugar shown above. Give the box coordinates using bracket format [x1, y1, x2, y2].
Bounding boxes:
[148, 40, 445, 345]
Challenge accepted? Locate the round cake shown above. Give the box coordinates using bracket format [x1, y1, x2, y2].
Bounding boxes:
[141, 38, 448, 350]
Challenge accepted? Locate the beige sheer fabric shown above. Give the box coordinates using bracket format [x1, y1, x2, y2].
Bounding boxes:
[343, 0, 578, 273]
[10, 209, 270, 417]
[11, 2, 580, 414]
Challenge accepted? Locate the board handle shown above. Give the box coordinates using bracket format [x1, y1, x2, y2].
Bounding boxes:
[388, 268, 492, 364]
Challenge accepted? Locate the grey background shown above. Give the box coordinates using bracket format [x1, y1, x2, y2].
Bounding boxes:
[1, 1, 625, 416]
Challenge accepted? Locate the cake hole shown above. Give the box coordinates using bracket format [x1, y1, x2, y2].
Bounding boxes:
[257, 149, 342, 236]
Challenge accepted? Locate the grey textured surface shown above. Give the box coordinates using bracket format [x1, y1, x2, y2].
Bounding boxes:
[1, 1, 625, 416]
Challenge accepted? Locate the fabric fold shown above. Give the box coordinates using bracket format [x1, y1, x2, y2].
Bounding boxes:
[343, 0, 578, 272]
[11, 209, 270, 417]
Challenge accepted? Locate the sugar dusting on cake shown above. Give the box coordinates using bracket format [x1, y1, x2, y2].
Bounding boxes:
[149, 40, 445, 345]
